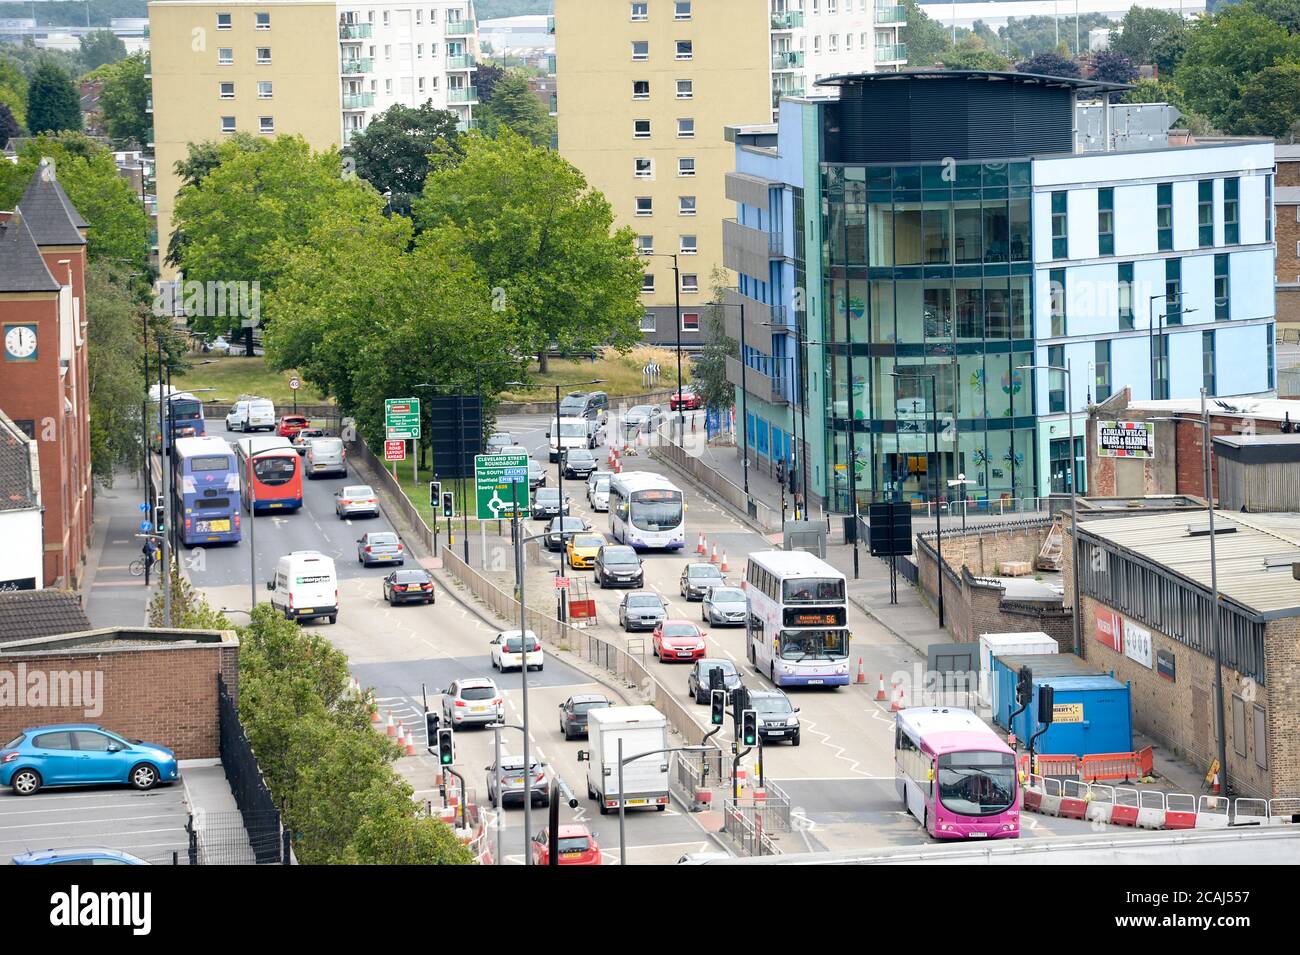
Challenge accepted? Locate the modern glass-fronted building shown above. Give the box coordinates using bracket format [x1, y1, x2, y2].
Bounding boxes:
[724, 71, 1276, 513]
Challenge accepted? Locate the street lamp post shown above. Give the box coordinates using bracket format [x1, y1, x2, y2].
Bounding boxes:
[891, 371, 942, 627]
[643, 252, 685, 438]
[1147, 294, 1199, 401]
[948, 473, 972, 536]
[761, 321, 813, 520]
[707, 298, 751, 505]
[1020, 361, 1081, 656]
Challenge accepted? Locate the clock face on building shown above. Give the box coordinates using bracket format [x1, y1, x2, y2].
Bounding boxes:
[3, 325, 37, 361]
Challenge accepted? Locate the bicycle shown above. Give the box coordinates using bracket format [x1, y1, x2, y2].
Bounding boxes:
[129, 558, 147, 577]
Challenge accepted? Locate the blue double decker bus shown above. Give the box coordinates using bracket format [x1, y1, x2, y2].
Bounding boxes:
[173, 436, 241, 546]
[149, 386, 207, 452]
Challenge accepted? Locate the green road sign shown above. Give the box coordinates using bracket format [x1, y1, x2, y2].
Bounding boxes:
[475, 452, 530, 520]
[385, 397, 421, 440]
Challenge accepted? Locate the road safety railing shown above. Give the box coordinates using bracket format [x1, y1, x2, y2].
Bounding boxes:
[722, 800, 782, 857]
[1022, 774, 1300, 830]
[648, 437, 782, 531]
[1017, 748, 1153, 783]
[347, 435, 435, 553]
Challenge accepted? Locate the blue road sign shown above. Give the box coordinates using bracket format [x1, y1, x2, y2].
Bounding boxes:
[138, 502, 149, 512]
[501, 467, 528, 481]
[140, 520, 153, 532]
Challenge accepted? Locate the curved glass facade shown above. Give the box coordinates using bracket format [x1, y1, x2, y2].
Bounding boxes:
[821, 161, 1039, 512]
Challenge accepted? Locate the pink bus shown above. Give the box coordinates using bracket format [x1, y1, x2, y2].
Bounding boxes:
[895, 707, 1020, 840]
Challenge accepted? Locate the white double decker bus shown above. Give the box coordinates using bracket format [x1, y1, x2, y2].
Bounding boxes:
[744, 551, 851, 687]
[608, 472, 685, 550]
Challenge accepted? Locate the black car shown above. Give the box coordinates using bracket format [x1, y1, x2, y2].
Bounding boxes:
[687, 658, 744, 704]
[595, 545, 644, 588]
[562, 448, 598, 479]
[680, 563, 727, 600]
[527, 459, 547, 490]
[747, 688, 801, 745]
[533, 487, 569, 520]
[558, 694, 610, 740]
[545, 516, 591, 551]
[383, 568, 435, 605]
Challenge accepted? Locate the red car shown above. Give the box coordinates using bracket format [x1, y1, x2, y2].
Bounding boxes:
[531, 825, 602, 865]
[277, 415, 310, 438]
[670, 387, 702, 411]
[652, 619, 708, 662]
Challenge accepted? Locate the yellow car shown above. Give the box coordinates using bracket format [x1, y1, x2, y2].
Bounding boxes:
[565, 532, 605, 570]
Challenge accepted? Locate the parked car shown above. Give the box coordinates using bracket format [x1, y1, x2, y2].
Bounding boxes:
[558, 694, 610, 740]
[562, 447, 598, 479]
[565, 532, 604, 569]
[680, 563, 727, 600]
[533, 487, 569, 520]
[0, 725, 180, 796]
[335, 484, 379, 519]
[652, 620, 708, 662]
[527, 459, 547, 490]
[618, 590, 666, 631]
[558, 390, 609, 425]
[225, 397, 275, 433]
[747, 688, 801, 745]
[687, 658, 744, 704]
[486, 754, 550, 807]
[545, 516, 591, 551]
[595, 544, 643, 588]
[357, 531, 404, 566]
[442, 678, 504, 727]
[490, 629, 544, 672]
[276, 415, 310, 438]
[11, 847, 151, 865]
[531, 825, 602, 865]
[623, 404, 664, 435]
[485, 432, 514, 453]
[291, 427, 327, 454]
[702, 586, 748, 626]
[669, 387, 702, 411]
[305, 436, 347, 478]
[383, 568, 434, 605]
[207, 335, 232, 356]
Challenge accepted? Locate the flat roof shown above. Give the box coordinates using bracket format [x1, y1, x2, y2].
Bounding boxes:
[1077, 510, 1300, 619]
[814, 69, 1132, 94]
[1123, 396, 1300, 422]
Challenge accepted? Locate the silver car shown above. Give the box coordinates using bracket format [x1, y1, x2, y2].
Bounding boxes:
[486, 432, 514, 453]
[442, 678, 504, 727]
[702, 586, 748, 626]
[486, 755, 550, 807]
[587, 473, 611, 511]
[623, 404, 664, 435]
[619, 591, 667, 632]
[335, 484, 379, 518]
[306, 436, 346, 477]
[357, 531, 404, 566]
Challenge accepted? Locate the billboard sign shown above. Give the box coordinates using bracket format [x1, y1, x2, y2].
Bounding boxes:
[1097, 420, 1155, 458]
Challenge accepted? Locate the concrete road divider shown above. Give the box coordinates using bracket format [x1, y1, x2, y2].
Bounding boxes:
[1136, 790, 1166, 829]
[1164, 792, 1197, 829]
[1110, 787, 1141, 827]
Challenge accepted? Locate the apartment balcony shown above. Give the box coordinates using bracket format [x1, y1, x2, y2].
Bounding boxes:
[339, 23, 372, 39]
[342, 92, 375, 109]
[341, 57, 372, 74]
[447, 53, 477, 70]
[875, 43, 907, 63]
[456, 118, 480, 133]
[726, 357, 789, 406]
[145, 95, 152, 113]
[772, 83, 805, 108]
[771, 11, 804, 30]
[547, 15, 554, 34]
[546, 53, 556, 73]
[445, 18, 475, 35]
[771, 50, 804, 70]
[720, 289, 789, 344]
[874, 4, 907, 25]
[448, 86, 478, 104]
[723, 218, 782, 279]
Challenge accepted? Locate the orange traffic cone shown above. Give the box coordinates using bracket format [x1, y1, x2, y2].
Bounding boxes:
[696, 533, 706, 555]
[1211, 772, 1221, 795]
[875, 672, 887, 701]
[385, 712, 396, 736]
[855, 658, 866, 684]
[404, 729, 416, 757]
[710, 544, 718, 564]
[720, 551, 729, 572]
[890, 683, 904, 712]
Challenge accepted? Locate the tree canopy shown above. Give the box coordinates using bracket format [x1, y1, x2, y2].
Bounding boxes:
[97, 52, 149, 146]
[343, 102, 461, 216]
[79, 29, 127, 71]
[26, 59, 82, 135]
[477, 70, 555, 147]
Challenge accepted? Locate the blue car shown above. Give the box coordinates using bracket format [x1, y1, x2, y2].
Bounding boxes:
[11, 847, 150, 865]
[0, 724, 179, 797]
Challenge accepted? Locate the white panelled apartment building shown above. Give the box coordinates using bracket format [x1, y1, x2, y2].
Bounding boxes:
[770, 0, 906, 113]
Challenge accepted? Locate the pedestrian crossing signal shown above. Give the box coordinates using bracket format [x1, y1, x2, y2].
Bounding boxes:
[710, 689, 725, 726]
[429, 481, 441, 509]
[441, 491, 454, 520]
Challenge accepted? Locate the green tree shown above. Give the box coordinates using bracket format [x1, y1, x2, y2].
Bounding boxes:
[901, 0, 954, 67]
[1090, 49, 1138, 85]
[940, 35, 1010, 71]
[3, 38, 83, 82]
[1236, 62, 1300, 137]
[165, 134, 268, 270]
[1244, 0, 1300, 34]
[343, 102, 461, 216]
[0, 102, 20, 148]
[1017, 51, 1081, 77]
[474, 61, 507, 103]
[1109, 6, 1187, 73]
[98, 52, 149, 146]
[413, 129, 643, 373]
[85, 262, 145, 484]
[477, 70, 554, 148]
[79, 29, 127, 70]
[26, 59, 82, 134]
[693, 268, 736, 414]
[0, 57, 27, 127]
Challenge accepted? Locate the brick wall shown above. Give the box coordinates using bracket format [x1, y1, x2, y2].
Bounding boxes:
[1263, 615, 1300, 799]
[0, 639, 239, 760]
[1277, 200, 1298, 286]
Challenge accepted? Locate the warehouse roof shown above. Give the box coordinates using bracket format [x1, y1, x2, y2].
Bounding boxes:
[1076, 510, 1300, 620]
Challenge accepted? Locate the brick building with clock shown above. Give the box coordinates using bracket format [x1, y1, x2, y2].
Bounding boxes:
[0, 160, 92, 589]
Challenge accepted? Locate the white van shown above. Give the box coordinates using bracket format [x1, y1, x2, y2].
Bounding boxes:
[267, 551, 338, 623]
[547, 416, 602, 461]
[226, 397, 276, 433]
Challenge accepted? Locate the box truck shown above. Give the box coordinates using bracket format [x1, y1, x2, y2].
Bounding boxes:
[585, 705, 669, 815]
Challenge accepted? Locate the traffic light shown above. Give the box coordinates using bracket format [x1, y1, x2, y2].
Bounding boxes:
[1037, 684, 1055, 725]
[441, 491, 454, 520]
[710, 689, 725, 726]
[741, 709, 758, 747]
[708, 666, 725, 692]
[1016, 666, 1033, 706]
[428, 481, 441, 509]
[153, 503, 166, 535]
[424, 709, 439, 742]
[436, 727, 455, 765]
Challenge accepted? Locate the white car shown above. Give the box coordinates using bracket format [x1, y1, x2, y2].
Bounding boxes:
[208, 335, 231, 355]
[623, 404, 664, 435]
[442, 678, 505, 727]
[587, 474, 611, 512]
[490, 629, 544, 672]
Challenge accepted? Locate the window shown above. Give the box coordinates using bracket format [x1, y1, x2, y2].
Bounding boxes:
[1265, 175, 1273, 242]
[1154, 332, 1169, 400]
[678, 157, 695, 177]
[637, 235, 654, 254]
[255, 11, 270, 29]
[1050, 191, 1067, 259]
[1157, 182, 1172, 251]
[1268, 326, 1275, 390]
[679, 195, 696, 216]
[642, 273, 656, 293]
[633, 118, 651, 138]
[682, 312, 700, 331]
[813, 35, 821, 53]
[1203, 330, 1216, 395]
[681, 273, 699, 293]
[635, 196, 653, 216]
[1095, 339, 1111, 402]
[218, 47, 233, 64]
[383, 10, 390, 26]
[1224, 177, 1239, 245]
[640, 313, 656, 332]
[846, 33, 854, 51]
[676, 79, 693, 99]
[1048, 344, 1065, 413]
[383, 44, 392, 60]
[634, 157, 653, 178]
[674, 0, 692, 18]
[632, 40, 649, 60]
[219, 81, 235, 99]
[676, 40, 693, 59]
[1165, 258, 1182, 325]
[1215, 253, 1229, 321]
[256, 47, 271, 64]
[829, 33, 839, 52]
[1253, 703, 1267, 769]
[680, 234, 697, 254]
[631, 1, 648, 20]
[416, 9, 422, 24]
[1198, 180, 1213, 247]
[259, 116, 274, 134]
[1117, 262, 1134, 330]
[216, 12, 231, 29]
[257, 81, 272, 99]
[417, 43, 423, 58]
[417, 77, 425, 92]
[385, 78, 392, 94]
[1049, 268, 1065, 337]
[1098, 187, 1114, 256]
[677, 117, 695, 138]
[633, 80, 649, 99]
[221, 116, 236, 133]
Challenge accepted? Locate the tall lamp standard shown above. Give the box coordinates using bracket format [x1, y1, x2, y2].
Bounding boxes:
[1019, 360, 1081, 656]
[705, 297, 750, 505]
[1147, 388, 1229, 797]
[1147, 294, 1198, 401]
[642, 252, 685, 438]
[891, 370, 943, 627]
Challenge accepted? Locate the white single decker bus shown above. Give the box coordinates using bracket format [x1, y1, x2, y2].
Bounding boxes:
[744, 550, 851, 687]
[608, 472, 685, 550]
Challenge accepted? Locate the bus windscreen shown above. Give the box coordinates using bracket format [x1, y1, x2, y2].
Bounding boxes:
[190, 456, 231, 472]
[937, 752, 1017, 817]
[778, 629, 849, 660]
[782, 577, 845, 603]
